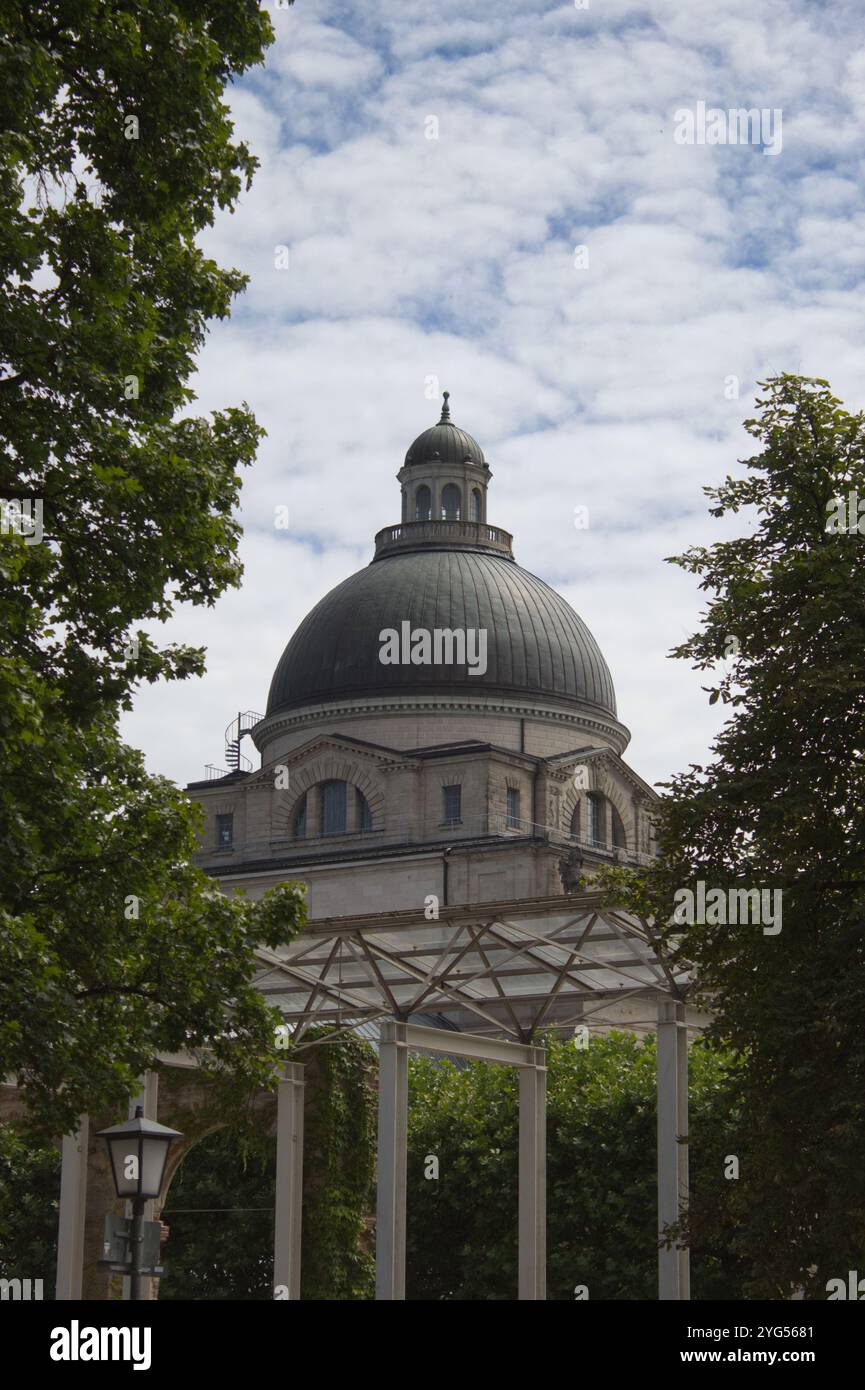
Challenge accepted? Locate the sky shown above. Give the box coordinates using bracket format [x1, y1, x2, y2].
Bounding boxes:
[120, 0, 865, 791]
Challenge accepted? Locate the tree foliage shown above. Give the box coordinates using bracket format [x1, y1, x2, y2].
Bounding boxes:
[595, 376, 865, 1296]
[158, 1033, 377, 1302]
[406, 1033, 747, 1300]
[0, 1, 305, 1137]
[0, 1122, 60, 1292]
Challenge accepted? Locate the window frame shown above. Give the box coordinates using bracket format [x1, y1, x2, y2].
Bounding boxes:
[586, 792, 606, 848]
[320, 779, 348, 836]
[415, 484, 432, 521]
[216, 812, 234, 850]
[440, 483, 461, 521]
[442, 784, 462, 826]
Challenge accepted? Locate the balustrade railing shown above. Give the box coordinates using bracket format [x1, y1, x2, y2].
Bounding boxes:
[374, 519, 513, 557]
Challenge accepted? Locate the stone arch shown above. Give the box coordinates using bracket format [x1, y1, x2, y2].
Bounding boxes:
[414, 483, 431, 521]
[596, 772, 634, 854]
[272, 756, 385, 839]
[560, 765, 634, 853]
[440, 483, 461, 520]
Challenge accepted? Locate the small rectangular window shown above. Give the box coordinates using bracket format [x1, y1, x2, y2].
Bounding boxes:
[506, 787, 520, 829]
[216, 813, 234, 849]
[442, 785, 461, 826]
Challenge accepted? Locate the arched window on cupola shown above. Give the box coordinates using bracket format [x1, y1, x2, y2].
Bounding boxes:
[470, 488, 481, 522]
[441, 483, 461, 521]
[415, 485, 431, 521]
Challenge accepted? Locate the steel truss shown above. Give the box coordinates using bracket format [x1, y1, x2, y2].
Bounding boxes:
[252, 889, 690, 1045]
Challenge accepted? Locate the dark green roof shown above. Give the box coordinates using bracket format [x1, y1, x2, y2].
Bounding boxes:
[404, 395, 486, 467]
[266, 547, 617, 718]
[405, 420, 486, 467]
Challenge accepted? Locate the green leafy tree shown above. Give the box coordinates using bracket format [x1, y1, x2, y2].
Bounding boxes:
[597, 375, 865, 1297]
[158, 1126, 276, 1302]
[0, 1123, 60, 1293]
[0, 1, 304, 1137]
[158, 1033, 376, 1301]
[406, 1033, 747, 1300]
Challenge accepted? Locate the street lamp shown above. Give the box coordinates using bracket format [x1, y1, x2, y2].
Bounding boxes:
[97, 1107, 182, 1300]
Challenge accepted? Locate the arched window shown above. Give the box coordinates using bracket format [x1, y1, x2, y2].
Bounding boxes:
[357, 788, 373, 832]
[470, 488, 481, 522]
[415, 485, 431, 521]
[292, 795, 307, 841]
[611, 804, 627, 850]
[586, 792, 605, 847]
[441, 484, 461, 521]
[320, 780, 347, 836]
[569, 803, 580, 839]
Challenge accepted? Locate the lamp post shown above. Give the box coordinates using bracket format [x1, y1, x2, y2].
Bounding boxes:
[97, 1107, 182, 1300]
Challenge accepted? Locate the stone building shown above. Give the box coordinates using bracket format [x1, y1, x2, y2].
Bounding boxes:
[37, 397, 687, 1304]
[186, 393, 658, 922]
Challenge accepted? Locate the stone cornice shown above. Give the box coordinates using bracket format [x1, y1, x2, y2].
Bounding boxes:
[254, 693, 630, 756]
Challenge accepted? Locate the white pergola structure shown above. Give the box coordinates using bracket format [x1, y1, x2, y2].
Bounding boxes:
[255, 889, 695, 1302]
[52, 889, 694, 1302]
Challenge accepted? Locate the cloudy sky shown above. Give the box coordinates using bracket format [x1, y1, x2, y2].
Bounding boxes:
[121, 0, 865, 791]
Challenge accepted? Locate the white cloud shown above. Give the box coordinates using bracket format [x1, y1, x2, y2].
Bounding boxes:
[122, 0, 865, 792]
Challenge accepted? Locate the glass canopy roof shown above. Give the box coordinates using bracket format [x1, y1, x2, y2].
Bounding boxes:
[253, 890, 691, 1047]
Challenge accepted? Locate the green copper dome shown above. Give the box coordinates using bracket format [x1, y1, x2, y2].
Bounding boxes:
[404, 391, 486, 468]
[265, 396, 618, 727]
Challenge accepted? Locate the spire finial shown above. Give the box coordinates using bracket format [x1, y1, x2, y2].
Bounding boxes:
[439, 389, 451, 422]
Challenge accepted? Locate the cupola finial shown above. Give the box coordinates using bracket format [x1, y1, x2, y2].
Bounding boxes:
[439, 389, 451, 422]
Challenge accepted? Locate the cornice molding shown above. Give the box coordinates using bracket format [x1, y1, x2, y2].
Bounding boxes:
[254, 694, 630, 755]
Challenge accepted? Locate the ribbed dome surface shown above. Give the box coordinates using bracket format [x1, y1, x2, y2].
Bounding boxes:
[266, 549, 617, 717]
[405, 420, 485, 467]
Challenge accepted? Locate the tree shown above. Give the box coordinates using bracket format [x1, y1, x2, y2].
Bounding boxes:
[0, 1, 305, 1137]
[0, 1122, 60, 1293]
[598, 375, 865, 1296]
[157, 1034, 377, 1302]
[405, 1033, 747, 1300]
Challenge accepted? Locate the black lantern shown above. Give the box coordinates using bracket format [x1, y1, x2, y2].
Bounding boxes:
[98, 1107, 182, 1199]
[97, 1106, 182, 1298]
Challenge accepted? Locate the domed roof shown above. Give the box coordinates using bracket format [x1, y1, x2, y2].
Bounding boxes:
[266, 548, 617, 718]
[405, 391, 486, 467]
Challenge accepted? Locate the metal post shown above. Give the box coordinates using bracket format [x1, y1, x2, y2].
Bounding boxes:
[677, 1012, 690, 1300]
[274, 1061, 305, 1300]
[130, 1192, 145, 1301]
[657, 998, 689, 1299]
[376, 1021, 408, 1300]
[123, 1072, 158, 1301]
[55, 1119, 89, 1300]
[518, 1048, 547, 1300]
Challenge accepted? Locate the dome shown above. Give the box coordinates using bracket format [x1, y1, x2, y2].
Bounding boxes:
[266, 548, 617, 718]
[404, 391, 486, 467]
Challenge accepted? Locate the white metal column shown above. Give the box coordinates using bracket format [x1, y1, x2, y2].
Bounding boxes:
[55, 1118, 89, 1300]
[274, 1061, 305, 1300]
[657, 998, 690, 1300]
[518, 1047, 547, 1300]
[375, 1021, 547, 1301]
[375, 1021, 409, 1300]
